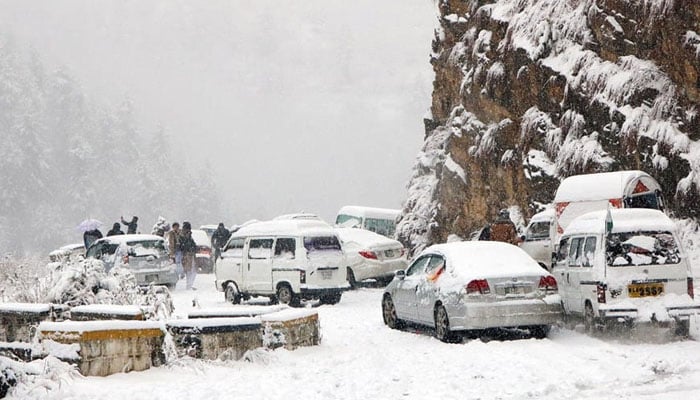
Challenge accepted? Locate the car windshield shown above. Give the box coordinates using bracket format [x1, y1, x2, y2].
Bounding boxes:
[125, 240, 167, 257]
[336, 214, 362, 228]
[304, 236, 342, 253]
[525, 221, 550, 241]
[606, 231, 680, 266]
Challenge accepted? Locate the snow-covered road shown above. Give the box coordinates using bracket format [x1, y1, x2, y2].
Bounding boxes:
[15, 274, 700, 400]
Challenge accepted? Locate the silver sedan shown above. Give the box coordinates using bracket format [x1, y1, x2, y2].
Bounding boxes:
[382, 241, 563, 342]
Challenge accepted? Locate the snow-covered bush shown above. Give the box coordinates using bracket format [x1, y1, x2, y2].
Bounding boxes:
[0, 255, 47, 303]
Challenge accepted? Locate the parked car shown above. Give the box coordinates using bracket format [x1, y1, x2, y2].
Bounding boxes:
[382, 241, 563, 342]
[48, 243, 85, 263]
[215, 219, 349, 307]
[85, 234, 178, 289]
[518, 208, 555, 270]
[335, 205, 401, 238]
[553, 208, 700, 336]
[199, 224, 218, 239]
[191, 229, 214, 273]
[335, 227, 407, 288]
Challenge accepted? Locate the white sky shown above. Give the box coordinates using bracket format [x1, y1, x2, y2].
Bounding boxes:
[0, 0, 436, 224]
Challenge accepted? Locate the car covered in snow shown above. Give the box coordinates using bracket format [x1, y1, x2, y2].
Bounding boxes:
[552, 208, 700, 336]
[382, 241, 563, 342]
[85, 234, 178, 289]
[335, 205, 401, 238]
[191, 229, 214, 273]
[335, 227, 407, 288]
[48, 243, 85, 263]
[215, 219, 350, 306]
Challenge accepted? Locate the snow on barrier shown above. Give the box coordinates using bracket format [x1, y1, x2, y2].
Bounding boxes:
[261, 308, 320, 350]
[166, 317, 262, 360]
[0, 303, 67, 343]
[69, 304, 145, 321]
[187, 304, 288, 319]
[38, 320, 165, 377]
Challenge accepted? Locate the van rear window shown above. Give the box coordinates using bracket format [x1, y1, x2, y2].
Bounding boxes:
[606, 231, 680, 266]
[304, 236, 342, 252]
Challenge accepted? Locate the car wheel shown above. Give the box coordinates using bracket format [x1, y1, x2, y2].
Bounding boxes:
[276, 284, 300, 307]
[530, 325, 550, 339]
[434, 305, 458, 343]
[381, 294, 403, 329]
[224, 283, 241, 304]
[675, 319, 690, 338]
[584, 302, 596, 333]
[347, 268, 358, 289]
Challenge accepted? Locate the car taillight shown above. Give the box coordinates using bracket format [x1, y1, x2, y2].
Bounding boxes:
[538, 276, 558, 292]
[597, 283, 607, 303]
[466, 279, 490, 295]
[359, 250, 378, 260]
[688, 277, 695, 299]
[300, 270, 306, 284]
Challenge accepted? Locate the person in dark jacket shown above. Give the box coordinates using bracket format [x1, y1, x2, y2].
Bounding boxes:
[107, 222, 124, 236]
[489, 209, 520, 245]
[121, 216, 138, 234]
[179, 221, 198, 290]
[211, 222, 231, 262]
[83, 228, 103, 249]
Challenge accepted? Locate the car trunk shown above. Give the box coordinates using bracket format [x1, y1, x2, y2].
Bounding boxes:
[486, 275, 548, 301]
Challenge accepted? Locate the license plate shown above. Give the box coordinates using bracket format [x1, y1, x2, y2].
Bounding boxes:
[627, 283, 664, 298]
[321, 270, 332, 280]
[145, 274, 159, 283]
[504, 286, 527, 296]
[384, 250, 395, 258]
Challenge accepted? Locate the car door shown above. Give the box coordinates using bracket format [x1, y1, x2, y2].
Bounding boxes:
[393, 255, 431, 322]
[218, 237, 245, 284]
[416, 255, 446, 324]
[565, 236, 585, 315]
[246, 237, 274, 293]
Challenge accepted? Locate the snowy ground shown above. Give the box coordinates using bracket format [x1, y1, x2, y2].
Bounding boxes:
[10, 273, 700, 400]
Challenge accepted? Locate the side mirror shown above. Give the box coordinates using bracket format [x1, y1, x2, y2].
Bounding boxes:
[395, 270, 406, 280]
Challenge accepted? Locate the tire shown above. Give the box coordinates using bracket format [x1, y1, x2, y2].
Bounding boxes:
[675, 319, 690, 338]
[320, 293, 342, 305]
[434, 304, 458, 343]
[584, 302, 596, 334]
[381, 294, 403, 329]
[224, 283, 241, 304]
[530, 325, 550, 339]
[347, 268, 358, 289]
[276, 284, 300, 307]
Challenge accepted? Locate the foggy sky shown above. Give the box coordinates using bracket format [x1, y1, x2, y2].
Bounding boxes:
[0, 0, 436, 224]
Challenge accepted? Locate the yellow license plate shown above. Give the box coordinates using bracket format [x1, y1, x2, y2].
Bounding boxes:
[627, 283, 664, 298]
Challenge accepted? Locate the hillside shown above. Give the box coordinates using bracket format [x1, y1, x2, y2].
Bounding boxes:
[398, 0, 700, 252]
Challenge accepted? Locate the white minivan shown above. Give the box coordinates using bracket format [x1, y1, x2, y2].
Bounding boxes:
[335, 205, 401, 238]
[214, 220, 349, 306]
[552, 208, 699, 336]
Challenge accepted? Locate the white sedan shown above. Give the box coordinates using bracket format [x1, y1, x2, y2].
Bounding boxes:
[382, 241, 563, 342]
[335, 227, 408, 288]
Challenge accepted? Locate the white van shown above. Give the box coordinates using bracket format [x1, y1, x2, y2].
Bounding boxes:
[214, 220, 349, 306]
[552, 208, 699, 335]
[335, 206, 401, 238]
[519, 208, 555, 269]
[521, 170, 664, 269]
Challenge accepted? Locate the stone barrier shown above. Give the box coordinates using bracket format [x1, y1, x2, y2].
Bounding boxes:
[261, 309, 320, 350]
[38, 320, 165, 377]
[69, 304, 145, 321]
[0, 303, 67, 343]
[166, 317, 262, 360]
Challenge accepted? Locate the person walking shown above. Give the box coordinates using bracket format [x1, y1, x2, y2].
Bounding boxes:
[179, 221, 198, 290]
[106, 222, 124, 236]
[489, 209, 520, 245]
[83, 228, 103, 249]
[167, 222, 183, 279]
[151, 216, 169, 237]
[121, 216, 139, 234]
[211, 222, 231, 262]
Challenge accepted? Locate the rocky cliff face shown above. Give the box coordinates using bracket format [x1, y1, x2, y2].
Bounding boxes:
[398, 0, 700, 253]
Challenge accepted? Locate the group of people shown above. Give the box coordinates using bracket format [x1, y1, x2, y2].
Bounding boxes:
[165, 221, 198, 290]
[82, 215, 139, 249]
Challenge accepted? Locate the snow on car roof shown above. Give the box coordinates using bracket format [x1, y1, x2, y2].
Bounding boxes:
[95, 234, 165, 244]
[420, 241, 545, 280]
[191, 229, 210, 246]
[232, 219, 337, 238]
[272, 213, 324, 221]
[337, 205, 401, 220]
[529, 208, 555, 222]
[554, 170, 655, 202]
[334, 227, 401, 247]
[563, 208, 676, 236]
